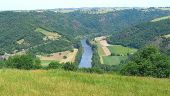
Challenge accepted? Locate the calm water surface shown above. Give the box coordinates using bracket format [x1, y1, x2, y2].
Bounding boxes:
[79, 39, 92, 68]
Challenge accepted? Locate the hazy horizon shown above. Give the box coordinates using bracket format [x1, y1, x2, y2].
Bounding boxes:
[0, 0, 170, 11]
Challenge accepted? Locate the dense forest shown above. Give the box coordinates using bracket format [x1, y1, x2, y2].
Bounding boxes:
[0, 8, 170, 54]
[108, 19, 170, 55]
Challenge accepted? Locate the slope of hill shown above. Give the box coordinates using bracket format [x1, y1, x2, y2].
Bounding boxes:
[151, 15, 170, 22]
[0, 8, 170, 53]
[0, 69, 169, 96]
[108, 19, 170, 55]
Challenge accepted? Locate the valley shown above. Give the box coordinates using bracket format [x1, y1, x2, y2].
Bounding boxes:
[0, 7, 170, 96]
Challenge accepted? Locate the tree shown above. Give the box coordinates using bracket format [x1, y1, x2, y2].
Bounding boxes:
[48, 61, 62, 69]
[5, 54, 42, 70]
[121, 46, 170, 78]
[63, 62, 78, 71]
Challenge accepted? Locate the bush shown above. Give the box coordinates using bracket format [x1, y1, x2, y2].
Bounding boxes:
[0, 61, 5, 68]
[121, 46, 170, 78]
[48, 61, 62, 69]
[63, 56, 67, 59]
[5, 54, 42, 70]
[63, 62, 78, 71]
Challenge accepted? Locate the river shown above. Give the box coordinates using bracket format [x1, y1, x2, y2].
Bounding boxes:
[79, 39, 93, 68]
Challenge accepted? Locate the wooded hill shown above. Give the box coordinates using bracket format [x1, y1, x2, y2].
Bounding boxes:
[108, 18, 170, 55]
[1, 8, 170, 54]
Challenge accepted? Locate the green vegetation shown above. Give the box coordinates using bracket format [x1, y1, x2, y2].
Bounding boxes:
[5, 54, 41, 70]
[63, 62, 78, 71]
[102, 56, 127, 65]
[108, 45, 137, 56]
[96, 44, 137, 65]
[164, 34, 170, 38]
[48, 61, 63, 69]
[0, 69, 170, 96]
[96, 43, 105, 56]
[151, 15, 170, 22]
[108, 19, 170, 55]
[35, 28, 60, 40]
[41, 60, 57, 66]
[0, 8, 170, 53]
[121, 46, 170, 78]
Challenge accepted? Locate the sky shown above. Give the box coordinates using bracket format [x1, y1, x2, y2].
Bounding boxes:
[0, 0, 170, 11]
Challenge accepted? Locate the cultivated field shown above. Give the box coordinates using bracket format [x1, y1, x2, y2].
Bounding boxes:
[95, 36, 137, 65]
[37, 49, 78, 66]
[108, 45, 137, 56]
[0, 69, 169, 96]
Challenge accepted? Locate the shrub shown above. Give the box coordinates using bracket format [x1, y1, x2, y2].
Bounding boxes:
[0, 61, 5, 68]
[63, 62, 78, 71]
[5, 54, 42, 70]
[63, 56, 67, 59]
[48, 61, 62, 69]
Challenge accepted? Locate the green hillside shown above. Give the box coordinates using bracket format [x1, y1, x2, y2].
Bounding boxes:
[151, 15, 170, 22]
[108, 19, 170, 48]
[0, 69, 169, 96]
[0, 8, 170, 53]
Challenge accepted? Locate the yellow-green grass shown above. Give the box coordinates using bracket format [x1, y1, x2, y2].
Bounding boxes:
[102, 56, 128, 65]
[151, 15, 170, 22]
[41, 60, 58, 66]
[158, 8, 170, 11]
[0, 69, 170, 96]
[108, 45, 137, 56]
[96, 43, 105, 56]
[164, 34, 170, 38]
[35, 28, 61, 40]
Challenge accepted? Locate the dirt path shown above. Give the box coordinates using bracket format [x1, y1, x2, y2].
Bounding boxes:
[95, 36, 111, 56]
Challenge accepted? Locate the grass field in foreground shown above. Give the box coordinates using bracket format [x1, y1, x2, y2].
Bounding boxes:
[0, 69, 170, 96]
[102, 56, 128, 65]
[108, 45, 137, 56]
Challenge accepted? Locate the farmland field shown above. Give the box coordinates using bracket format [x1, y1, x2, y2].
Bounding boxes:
[108, 45, 137, 56]
[102, 56, 128, 65]
[38, 49, 78, 66]
[0, 69, 169, 96]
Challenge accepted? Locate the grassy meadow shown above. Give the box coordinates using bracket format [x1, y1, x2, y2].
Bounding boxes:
[97, 44, 137, 65]
[108, 45, 137, 56]
[102, 56, 128, 65]
[0, 69, 169, 96]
